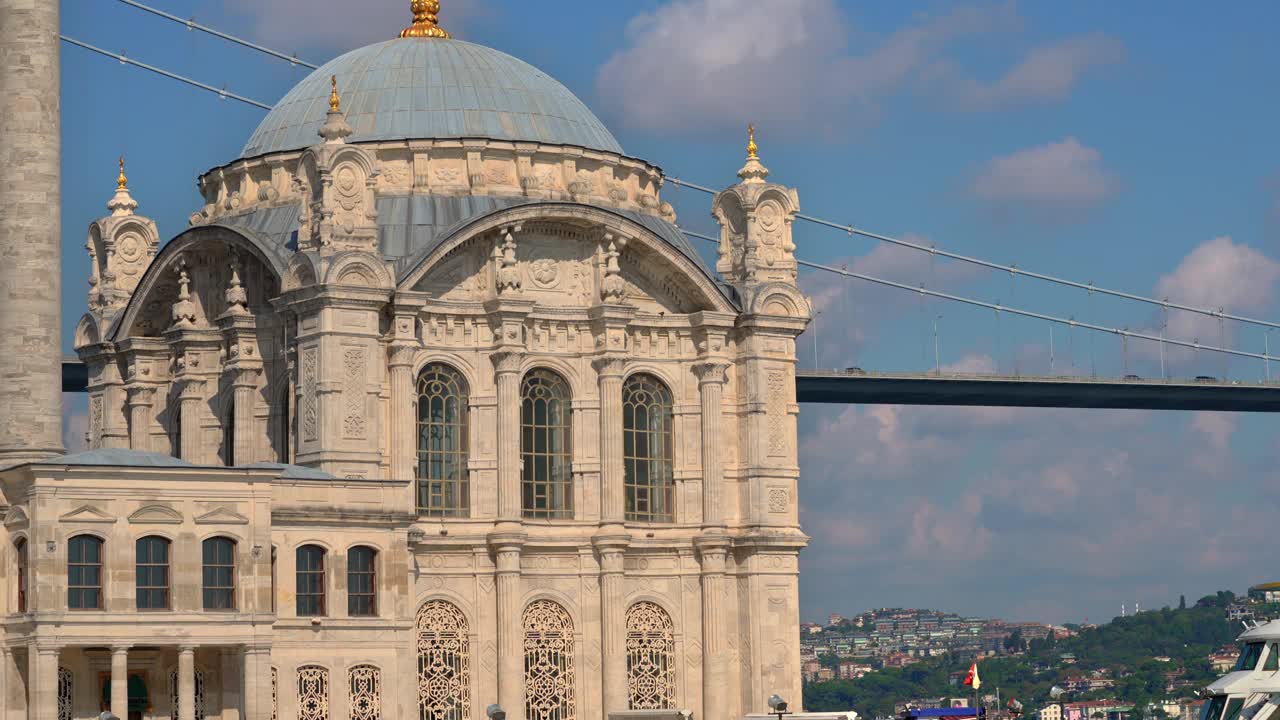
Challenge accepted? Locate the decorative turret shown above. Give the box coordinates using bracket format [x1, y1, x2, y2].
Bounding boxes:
[83, 156, 160, 322]
[712, 126, 804, 305]
[318, 75, 353, 145]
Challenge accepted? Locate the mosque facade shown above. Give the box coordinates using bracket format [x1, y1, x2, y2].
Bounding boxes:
[0, 3, 812, 720]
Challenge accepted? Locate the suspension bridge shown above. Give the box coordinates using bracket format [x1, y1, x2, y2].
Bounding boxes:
[57, 0, 1280, 413]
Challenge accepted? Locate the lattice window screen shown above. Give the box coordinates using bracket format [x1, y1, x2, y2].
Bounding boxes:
[417, 600, 472, 720]
[348, 665, 381, 720]
[297, 665, 329, 720]
[169, 668, 207, 720]
[625, 601, 677, 709]
[57, 668, 72, 720]
[523, 599, 577, 720]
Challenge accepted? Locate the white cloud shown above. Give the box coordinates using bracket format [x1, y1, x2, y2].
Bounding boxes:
[1151, 236, 1280, 348]
[935, 33, 1125, 111]
[597, 1, 1120, 135]
[971, 137, 1118, 211]
[226, 0, 477, 51]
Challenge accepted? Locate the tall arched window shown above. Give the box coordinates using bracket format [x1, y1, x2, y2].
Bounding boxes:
[15, 538, 28, 613]
[296, 545, 327, 616]
[625, 602, 677, 710]
[346, 546, 377, 617]
[416, 364, 469, 517]
[68, 535, 104, 610]
[136, 536, 171, 610]
[417, 600, 471, 720]
[222, 398, 235, 466]
[348, 665, 381, 720]
[521, 370, 573, 519]
[297, 665, 329, 720]
[623, 374, 675, 523]
[523, 600, 576, 720]
[202, 537, 237, 610]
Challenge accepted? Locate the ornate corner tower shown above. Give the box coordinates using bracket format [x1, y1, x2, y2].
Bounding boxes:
[714, 128, 813, 713]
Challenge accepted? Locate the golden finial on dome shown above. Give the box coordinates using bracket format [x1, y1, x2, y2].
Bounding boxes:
[747, 124, 759, 160]
[329, 75, 341, 112]
[400, 0, 451, 39]
[117, 155, 128, 190]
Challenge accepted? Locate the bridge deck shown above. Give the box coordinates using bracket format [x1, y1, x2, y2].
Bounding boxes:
[797, 370, 1280, 412]
[62, 360, 1280, 412]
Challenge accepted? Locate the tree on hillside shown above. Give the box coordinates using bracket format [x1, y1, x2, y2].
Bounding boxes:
[1179, 595, 1187, 610]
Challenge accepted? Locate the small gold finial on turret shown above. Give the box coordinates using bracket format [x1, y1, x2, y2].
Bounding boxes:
[117, 155, 128, 190]
[400, 0, 451, 39]
[747, 124, 759, 160]
[329, 75, 341, 112]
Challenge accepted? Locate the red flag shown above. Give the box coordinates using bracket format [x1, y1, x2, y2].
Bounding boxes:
[963, 662, 982, 690]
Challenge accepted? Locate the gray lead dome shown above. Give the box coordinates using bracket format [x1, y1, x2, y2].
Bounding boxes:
[241, 38, 624, 158]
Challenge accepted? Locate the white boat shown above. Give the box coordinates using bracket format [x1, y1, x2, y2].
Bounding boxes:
[1200, 620, 1280, 720]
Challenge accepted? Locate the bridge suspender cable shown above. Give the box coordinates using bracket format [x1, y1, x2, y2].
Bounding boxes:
[60, 36, 273, 110]
[679, 228, 1280, 364]
[666, 177, 1280, 333]
[113, 0, 320, 70]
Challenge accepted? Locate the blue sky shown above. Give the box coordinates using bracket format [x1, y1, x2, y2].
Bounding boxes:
[58, 0, 1280, 624]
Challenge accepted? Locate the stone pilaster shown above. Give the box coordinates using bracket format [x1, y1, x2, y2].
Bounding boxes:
[126, 385, 157, 452]
[595, 534, 630, 714]
[220, 310, 263, 466]
[221, 647, 242, 720]
[486, 297, 533, 521]
[693, 360, 731, 529]
[242, 646, 273, 720]
[593, 357, 627, 525]
[490, 532, 527, 720]
[111, 646, 129, 719]
[389, 344, 417, 482]
[29, 644, 58, 720]
[178, 646, 196, 720]
[0, 0, 63, 470]
[175, 376, 206, 463]
[696, 535, 731, 720]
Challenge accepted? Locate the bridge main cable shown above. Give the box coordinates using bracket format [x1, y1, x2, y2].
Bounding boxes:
[113, 0, 320, 69]
[680, 228, 1279, 364]
[668, 177, 1280, 332]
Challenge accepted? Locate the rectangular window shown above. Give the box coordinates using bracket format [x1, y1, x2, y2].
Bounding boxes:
[136, 537, 171, 610]
[15, 540, 28, 613]
[68, 536, 104, 610]
[296, 546, 326, 617]
[347, 547, 377, 617]
[202, 538, 237, 610]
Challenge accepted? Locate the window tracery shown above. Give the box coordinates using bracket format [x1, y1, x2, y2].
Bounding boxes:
[523, 599, 576, 720]
[521, 370, 573, 519]
[297, 665, 330, 720]
[625, 601, 677, 709]
[416, 364, 469, 517]
[168, 668, 206, 720]
[348, 665, 381, 720]
[622, 374, 675, 523]
[417, 600, 471, 720]
[57, 667, 72, 720]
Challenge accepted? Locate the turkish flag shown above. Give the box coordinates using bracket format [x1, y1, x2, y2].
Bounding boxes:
[964, 662, 982, 690]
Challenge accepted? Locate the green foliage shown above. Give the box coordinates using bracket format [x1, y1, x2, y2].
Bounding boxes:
[805, 603, 1238, 717]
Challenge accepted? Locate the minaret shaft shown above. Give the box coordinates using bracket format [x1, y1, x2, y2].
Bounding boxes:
[0, 0, 65, 468]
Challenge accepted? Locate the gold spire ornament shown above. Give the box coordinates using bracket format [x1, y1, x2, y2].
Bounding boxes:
[329, 75, 341, 112]
[747, 124, 759, 160]
[117, 155, 128, 190]
[400, 0, 451, 39]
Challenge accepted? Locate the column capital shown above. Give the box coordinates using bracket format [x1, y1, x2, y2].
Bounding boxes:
[693, 360, 731, 385]
[487, 529, 529, 555]
[226, 364, 262, 389]
[125, 384, 156, 406]
[111, 644, 131, 654]
[591, 355, 627, 379]
[178, 644, 197, 654]
[389, 343, 418, 368]
[490, 350, 524, 376]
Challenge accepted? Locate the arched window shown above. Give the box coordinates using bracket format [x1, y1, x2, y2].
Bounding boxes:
[68, 535, 104, 610]
[623, 374, 676, 523]
[625, 602, 677, 709]
[417, 600, 471, 720]
[521, 370, 573, 519]
[523, 600, 576, 720]
[296, 545, 327, 616]
[416, 364, 469, 517]
[223, 398, 235, 466]
[346, 546, 377, 617]
[136, 536, 171, 610]
[297, 665, 329, 720]
[202, 537, 236, 610]
[348, 665, 381, 720]
[15, 538, 28, 613]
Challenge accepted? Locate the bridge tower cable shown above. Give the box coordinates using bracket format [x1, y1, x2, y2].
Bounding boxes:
[112, 0, 320, 69]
